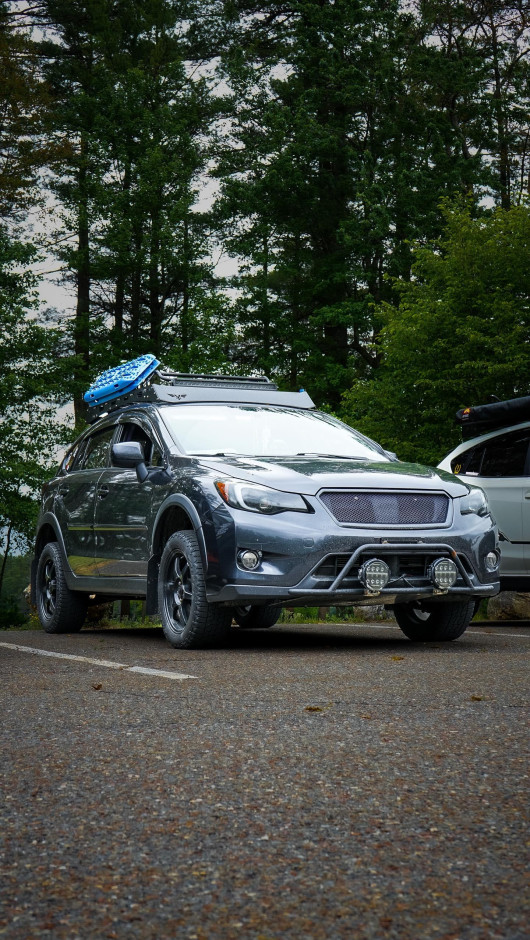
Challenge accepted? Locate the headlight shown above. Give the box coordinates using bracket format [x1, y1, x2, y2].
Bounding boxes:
[215, 480, 310, 514]
[460, 487, 489, 517]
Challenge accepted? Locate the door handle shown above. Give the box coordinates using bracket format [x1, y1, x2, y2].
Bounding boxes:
[57, 486, 69, 496]
[97, 485, 110, 499]
[525, 492, 530, 500]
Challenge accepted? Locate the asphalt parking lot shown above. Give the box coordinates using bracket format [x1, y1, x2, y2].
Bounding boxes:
[1, 621, 529, 939]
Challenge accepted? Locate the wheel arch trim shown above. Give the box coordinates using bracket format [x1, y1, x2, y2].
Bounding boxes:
[147, 495, 208, 616]
[35, 513, 67, 556]
[151, 495, 208, 569]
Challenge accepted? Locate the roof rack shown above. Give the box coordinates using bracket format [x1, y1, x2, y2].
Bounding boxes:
[84, 356, 315, 422]
[154, 369, 278, 390]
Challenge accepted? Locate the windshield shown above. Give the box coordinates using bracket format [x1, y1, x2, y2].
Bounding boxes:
[161, 404, 388, 460]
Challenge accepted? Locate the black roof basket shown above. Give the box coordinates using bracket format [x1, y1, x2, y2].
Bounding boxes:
[456, 395, 530, 440]
[154, 369, 278, 390]
[85, 363, 315, 422]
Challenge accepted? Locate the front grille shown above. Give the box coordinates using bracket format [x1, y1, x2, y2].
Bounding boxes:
[319, 490, 449, 526]
[314, 555, 351, 580]
[313, 553, 432, 584]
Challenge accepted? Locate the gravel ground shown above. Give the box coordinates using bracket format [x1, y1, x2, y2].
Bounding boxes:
[1, 622, 529, 939]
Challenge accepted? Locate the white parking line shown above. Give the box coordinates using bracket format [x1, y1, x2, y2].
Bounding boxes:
[467, 630, 530, 639]
[353, 624, 530, 639]
[0, 642, 198, 680]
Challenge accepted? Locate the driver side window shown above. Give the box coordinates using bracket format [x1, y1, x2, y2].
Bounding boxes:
[119, 422, 163, 467]
[78, 426, 116, 470]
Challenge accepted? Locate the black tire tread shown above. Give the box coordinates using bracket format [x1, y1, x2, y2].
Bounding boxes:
[393, 600, 474, 642]
[36, 542, 87, 634]
[159, 531, 231, 649]
[234, 605, 282, 629]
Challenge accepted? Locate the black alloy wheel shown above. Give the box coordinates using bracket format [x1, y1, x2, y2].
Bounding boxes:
[36, 542, 87, 633]
[158, 531, 231, 649]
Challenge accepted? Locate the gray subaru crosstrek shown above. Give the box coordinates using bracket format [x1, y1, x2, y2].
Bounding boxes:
[32, 363, 500, 649]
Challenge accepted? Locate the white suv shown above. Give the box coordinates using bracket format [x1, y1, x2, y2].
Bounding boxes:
[439, 402, 530, 590]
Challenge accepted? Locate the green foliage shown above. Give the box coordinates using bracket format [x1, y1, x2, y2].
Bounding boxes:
[0, 0, 529, 576]
[0, 227, 71, 597]
[216, 0, 530, 406]
[40, 0, 232, 413]
[0, 554, 31, 627]
[341, 203, 530, 465]
[0, 1, 53, 218]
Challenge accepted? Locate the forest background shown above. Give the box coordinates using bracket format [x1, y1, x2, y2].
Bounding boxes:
[1, 0, 529, 617]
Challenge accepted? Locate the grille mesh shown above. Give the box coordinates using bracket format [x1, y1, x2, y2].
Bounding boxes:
[320, 491, 449, 526]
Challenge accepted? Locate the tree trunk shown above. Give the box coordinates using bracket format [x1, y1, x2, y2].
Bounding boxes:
[149, 205, 162, 356]
[181, 217, 190, 355]
[490, 18, 511, 209]
[261, 227, 270, 371]
[130, 218, 143, 345]
[113, 163, 131, 350]
[0, 523, 13, 600]
[73, 133, 91, 424]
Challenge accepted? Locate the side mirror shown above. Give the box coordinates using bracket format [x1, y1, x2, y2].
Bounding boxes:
[111, 442, 149, 483]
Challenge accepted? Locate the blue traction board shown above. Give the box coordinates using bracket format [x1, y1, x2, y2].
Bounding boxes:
[84, 354, 160, 407]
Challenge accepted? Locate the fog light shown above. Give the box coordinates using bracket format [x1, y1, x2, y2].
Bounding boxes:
[485, 551, 499, 572]
[238, 549, 261, 571]
[430, 557, 458, 589]
[359, 558, 390, 593]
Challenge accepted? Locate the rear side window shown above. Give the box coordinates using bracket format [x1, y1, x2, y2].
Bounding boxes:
[61, 440, 84, 473]
[452, 429, 530, 478]
[451, 446, 483, 476]
[79, 426, 116, 470]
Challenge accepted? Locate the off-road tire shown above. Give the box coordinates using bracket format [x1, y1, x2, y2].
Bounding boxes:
[158, 531, 231, 649]
[234, 605, 283, 629]
[36, 542, 88, 634]
[393, 599, 475, 642]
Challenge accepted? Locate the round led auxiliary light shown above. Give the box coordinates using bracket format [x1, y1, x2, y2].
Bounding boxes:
[238, 549, 261, 571]
[485, 551, 499, 572]
[359, 558, 391, 593]
[430, 557, 458, 590]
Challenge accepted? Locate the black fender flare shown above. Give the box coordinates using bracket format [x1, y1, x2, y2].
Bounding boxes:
[147, 495, 209, 615]
[35, 512, 68, 555]
[151, 494, 208, 569]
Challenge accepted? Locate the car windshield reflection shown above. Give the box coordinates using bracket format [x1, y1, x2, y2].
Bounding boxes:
[161, 404, 387, 461]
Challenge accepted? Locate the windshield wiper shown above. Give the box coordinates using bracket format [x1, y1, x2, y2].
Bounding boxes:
[193, 451, 371, 460]
[191, 451, 249, 457]
[294, 453, 369, 460]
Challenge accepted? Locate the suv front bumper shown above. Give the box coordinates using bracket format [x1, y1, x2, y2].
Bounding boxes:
[207, 540, 500, 606]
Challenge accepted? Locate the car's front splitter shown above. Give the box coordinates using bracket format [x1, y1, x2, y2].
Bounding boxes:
[209, 581, 499, 607]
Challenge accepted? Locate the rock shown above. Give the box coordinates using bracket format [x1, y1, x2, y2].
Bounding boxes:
[487, 591, 530, 621]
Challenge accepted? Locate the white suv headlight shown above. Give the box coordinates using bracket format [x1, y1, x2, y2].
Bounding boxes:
[215, 480, 310, 514]
[460, 487, 489, 517]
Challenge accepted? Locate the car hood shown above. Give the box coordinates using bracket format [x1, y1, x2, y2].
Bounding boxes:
[195, 455, 469, 498]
